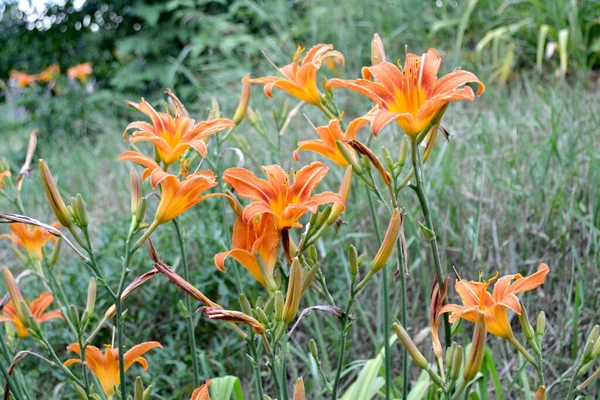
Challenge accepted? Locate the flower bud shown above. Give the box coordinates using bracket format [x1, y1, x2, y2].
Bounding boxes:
[371, 209, 402, 274]
[336, 140, 362, 175]
[85, 277, 97, 317]
[256, 307, 269, 326]
[274, 291, 284, 321]
[393, 322, 428, 369]
[239, 294, 252, 316]
[255, 296, 264, 310]
[450, 344, 463, 381]
[39, 159, 72, 227]
[306, 245, 318, 264]
[69, 304, 81, 328]
[328, 165, 352, 224]
[445, 342, 456, 368]
[536, 311, 546, 339]
[21, 300, 40, 334]
[348, 245, 358, 277]
[211, 98, 221, 118]
[309, 338, 318, 361]
[398, 136, 409, 169]
[347, 139, 392, 185]
[371, 33, 386, 65]
[293, 377, 305, 400]
[134, 376, 145, 400]
[130, 168, 141, 216]
[301, 263, 319, 295]
[517, 301, 535, 340]
[533, 386, 546, 400]
[50, 237, 62, 266]
[135, 197, 147, 224]
[464, 312, 487, 382]
[73, 194, 89, 228]
[233, 75, 251, 125]
[73, 383, 90, 400]
[583, 325, 599, 359]
[255, 253, 278, 293]
[382, 146, 394, 173]
[3, 268, 27, 324]
[283, 258, 303, 324]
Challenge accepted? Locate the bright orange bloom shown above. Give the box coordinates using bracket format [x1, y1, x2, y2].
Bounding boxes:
[191, 381, 211, 400]
[0, 170, 10, 189]
[37, 64, 60, 82]
[244, 44, 344, 105]
[223, 162, 344, 230]
[439, 263, 550, 339]
[293, 117, 371, 167]
[67, 62, 93, 82]
[0, 222, 60, 260]
[0, 292, 63, 338]
[215, 214, 280, 288]
[118, 152, 218, 225]
[10, 70, 37, 87]
[123, 96, 234, 165]
[326, 36, 485, 136]
[65, 342, 162, 398]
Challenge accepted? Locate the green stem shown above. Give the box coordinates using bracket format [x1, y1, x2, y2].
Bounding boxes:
[248, 335, 265, 400]
[0, 334, 27, 400]
[269, 352, 284, 400]
[451, 380, 469, 400]
[508, 336, 537, 367]
[331, 296, 355, 399]
[410, 137, 451, 347]
[173, 218, 201, 388]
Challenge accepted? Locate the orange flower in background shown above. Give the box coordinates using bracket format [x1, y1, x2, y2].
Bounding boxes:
[0, 170, 11, 189]
[293, 116, 371, 167]
[65, 341, 162, 398]
[439, 263, 550, 339]
[67, 62, 93, 82]
[215, 214, 280, 288]
[244, 44, 345, 105]
[37, 64, 60, 82]
[123, 96, 234, 165]
[0, 222, 60, 260]
[223, 162, 344, 230]
[326, 35, 485, 136]
[9, 70, 37, 87]
[191, 381, 211, 400]
[0, 292, 63, 338]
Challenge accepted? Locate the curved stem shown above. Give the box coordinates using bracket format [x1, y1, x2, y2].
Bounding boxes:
[410, 137, 451, 347]
[173, 218, 200, 388]
[508, 336, 537, 367]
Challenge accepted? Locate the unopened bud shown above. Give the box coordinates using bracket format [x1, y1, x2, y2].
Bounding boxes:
[583, 325, 599, 359]
[393, 322, 428, 369]
[328, 165, 352, 224]
[73, 383, 89, 400]
[309, 338, 318, 360]
[445, 342, 456, 368]
[301, 263, 319, 295]
[274, 291, 284, 321]
[357, 254, 365, 267]
[239, 294, 252, 316]
[349, 245, 358, 277]
[178, 300, 190, 319]
[315, 205, 332, 229]
[69, 304, 80, 328]
[273, 267, 282, 287]
[85, 278, 96, 318]
[306, 245, 318, 263]
[256, 307, 269, 326]
[398, 136, 409, 169]
[233, 75, 251, 125]
[21, 300, 39, 333]
[450, 345, 463, 381]
[211, 98, 221, 118]
[255, 296, 264, 310]
[130, 168, 141, 216]
[371, 33, 386, 65]
[463, 312, 487, 382]
[134, 376, 145, 400]
[371, 209, 402, 274]
[3, 268, 26, 323]
[533, 386, 546, 400]
[50, 238, 62, 265]
[348, 139, 392, 185]
[73, 194, 88, 228]
[382, 147, 394, 173]
[39, 159, 72, 227]
[336, 140, 362, 175]
[135, 197, 147, 223]
[255, 253, 278, 292]
[283, 258, 303, 324]
[518, 301, 535, 340]
[536, 311, 546, 339]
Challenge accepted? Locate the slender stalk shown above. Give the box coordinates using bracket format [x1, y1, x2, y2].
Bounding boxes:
[0, 334, 28, 400]
[451, 380, 469, 400]
[281, 335, 289, 400]
[248, 335, 265, 400]
[115, 226, 134, 398]
[173, 218, 200, 388]
[269, 352, 284, 399]
[331, 296, 355, 399]
[508, 336, 537, 367]
[410, 137, 451, 347]
[396, 239, 408, 398]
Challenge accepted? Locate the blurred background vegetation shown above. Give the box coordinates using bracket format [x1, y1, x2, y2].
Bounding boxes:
[0, 0, 599, 398]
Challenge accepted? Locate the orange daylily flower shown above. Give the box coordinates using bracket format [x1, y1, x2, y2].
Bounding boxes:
[191, 381, 211, 400]
[37, 64, 60, 82]
[9, 70, 37, 87]
[0, 170, 10, 189]
[0, 222, 60, 260]
[244, 44, 345, 105]
[223, 162, 344, 230]
[215, 214, 280, 288]
[439, 263, 550, 339]
[293, 117, 371, 167]
[118, 152, 218, 225]
[67, 62, 93, 82]
[65, 341, 162, 398]
[0, 292, 63, 338]
[123, 94, 234, 165]
[326, 35, 485, 136]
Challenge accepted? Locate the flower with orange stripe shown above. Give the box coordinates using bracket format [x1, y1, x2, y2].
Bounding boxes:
[0, 222, 60, 260]
[293, 116, 371, 167]
[67, 62, 93, 82]
[123, 93, 234, 165]
[439, 263, 550, 339]
[215, 214, 280, 289]
[244, 44, 344, 106]
[65, 342, 162, 399]
[223, 162, 344, 230]
[326, 34, 485, 136]
[0, 292, 63, 338]
[10, 70, 37, 87]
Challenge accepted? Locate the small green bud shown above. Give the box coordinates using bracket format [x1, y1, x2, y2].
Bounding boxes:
[536, 311, 546, 339]
[348, 245, 358, 277]
[309, 338, 319, 361]
[239, 294, 252, 316]
[382, 147, 394, 173]
[398, 136, 409, 168]
[134, 376, 145, 400]
[306, 245, 318, 263]
[274, 291, 284, 321]
[445, 342, 456, 369]
[74, 194, 89, 228]
[69, 304, 80, 328]
[255, 296, 264, 310]
[518, 301, 535, 340]
[73, 384, 89, 399]
[336, 140, 363, 175]
[135, 197, 147, 224]
[178, 300, 190, 319]
[450, 345, 463, 381]
[256, 307, 269, 326]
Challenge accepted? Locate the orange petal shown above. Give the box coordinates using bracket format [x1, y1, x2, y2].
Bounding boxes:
[123, 341, 162, 372]
[433, 70, 485, 97]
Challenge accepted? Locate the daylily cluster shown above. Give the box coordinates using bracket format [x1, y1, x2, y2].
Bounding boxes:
[8, 62, 92, 87]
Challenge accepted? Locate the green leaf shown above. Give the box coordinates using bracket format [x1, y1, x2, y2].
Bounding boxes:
[407, 371, 431, 400]
[129, 4, 164, 26]
[418, 223, 436, 241]
[209, 376, 244, 400]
